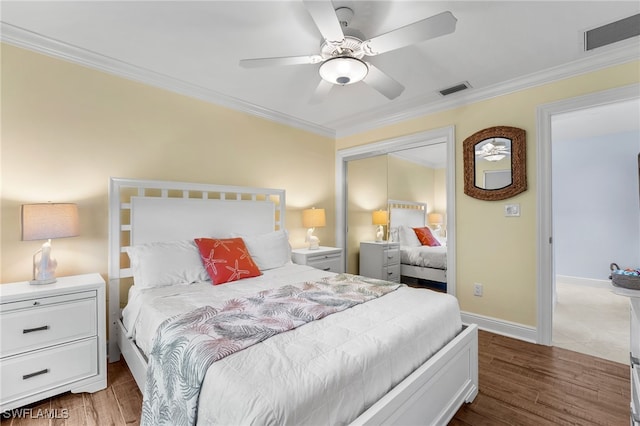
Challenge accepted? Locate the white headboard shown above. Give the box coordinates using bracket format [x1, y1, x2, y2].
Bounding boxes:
[388, 199, 427, 241]
[108, 178, 286, 359]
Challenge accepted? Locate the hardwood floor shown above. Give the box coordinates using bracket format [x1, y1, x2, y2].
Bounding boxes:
[1, 330, 630, 425]
[452, 330, 630, 425]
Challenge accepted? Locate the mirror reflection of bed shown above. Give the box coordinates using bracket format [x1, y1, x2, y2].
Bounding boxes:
[389, 200, 447, 292]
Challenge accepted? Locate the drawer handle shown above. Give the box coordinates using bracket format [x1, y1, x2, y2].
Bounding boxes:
[631, 353, 640, 367]
[23, 325, 50, 334]
[323, 267, 331, 271]
[23, 369, 49, 380]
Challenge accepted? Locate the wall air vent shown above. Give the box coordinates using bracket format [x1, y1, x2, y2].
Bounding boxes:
[438, 82, 471, 97]
[585, 13, 640, 51]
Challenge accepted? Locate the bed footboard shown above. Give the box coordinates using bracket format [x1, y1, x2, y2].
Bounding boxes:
[351, 323, 478, 425]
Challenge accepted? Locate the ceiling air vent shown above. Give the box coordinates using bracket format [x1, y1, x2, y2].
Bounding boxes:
[438, 82, 471, 97]
[585, 13, 640, 51]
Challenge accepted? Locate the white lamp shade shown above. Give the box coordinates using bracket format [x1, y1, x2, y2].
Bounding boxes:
[302, 208, 326, 228]
[21, 203, 80, 241]
[372, 210, 389, 226]
[319, 57, 368, 85]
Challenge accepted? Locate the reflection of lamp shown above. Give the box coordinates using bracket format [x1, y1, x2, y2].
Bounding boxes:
[302, 207, 326, 250]
[319, 56, 369, 85]
[21, 203, 79, 285]
[372, 210, 389, 242]
[428, 213, 443, 235]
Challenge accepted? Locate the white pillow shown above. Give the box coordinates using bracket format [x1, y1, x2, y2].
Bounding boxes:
[398, 225, 421, 247]
[231, 230, 292, 271]
[125, 240, 209, 288]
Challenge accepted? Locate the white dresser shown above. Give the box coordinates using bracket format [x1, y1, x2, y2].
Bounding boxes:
[359, 241, 401, 283]
[0, 273, 107, 412]
[612, 286, 640, 425]
[291, 246, 344, 273]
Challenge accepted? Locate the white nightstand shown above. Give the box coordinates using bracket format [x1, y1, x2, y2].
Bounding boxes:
[359, 241, 401, 282]
[0, 273, 107, 412]
[291, 246, 344, 273]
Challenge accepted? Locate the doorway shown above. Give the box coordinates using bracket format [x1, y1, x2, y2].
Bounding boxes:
[536, 83, 640, 348]
[550, 99, 639, 363]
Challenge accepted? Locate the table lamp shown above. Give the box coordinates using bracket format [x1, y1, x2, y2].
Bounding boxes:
[428, 213, 443, 235]
[302, 207, 325, 250]
[21, 203, 80, 284]
[372, 210, 389, 242]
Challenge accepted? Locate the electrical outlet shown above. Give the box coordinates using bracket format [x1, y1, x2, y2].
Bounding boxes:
[473, 283, 483, 297]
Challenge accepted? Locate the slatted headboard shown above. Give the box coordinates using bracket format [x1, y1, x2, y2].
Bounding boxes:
[388, 199, 427, 241]
[107, 177, 286, 359]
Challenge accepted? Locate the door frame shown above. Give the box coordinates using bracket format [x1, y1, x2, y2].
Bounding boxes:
[536, 83, 640, 345]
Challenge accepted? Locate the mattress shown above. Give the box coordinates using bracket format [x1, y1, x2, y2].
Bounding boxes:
[122, 264, 462, 425]
[400, 245, 448, 269]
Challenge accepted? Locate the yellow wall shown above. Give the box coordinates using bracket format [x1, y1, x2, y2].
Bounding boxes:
[337, 60, 640, 327]
[1, 45, 335, 290]
[2, 42, 638, 330]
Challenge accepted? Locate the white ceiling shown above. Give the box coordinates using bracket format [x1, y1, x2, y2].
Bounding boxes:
[1, 1, 639, 137]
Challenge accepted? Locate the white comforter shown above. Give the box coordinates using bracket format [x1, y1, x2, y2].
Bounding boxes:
[401, 245, 448, 269]
[122, 264, 462, 425]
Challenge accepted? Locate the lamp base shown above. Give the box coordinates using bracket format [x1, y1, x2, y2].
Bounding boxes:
[308, 237, 320, 250]
[29, 277, 57, 285]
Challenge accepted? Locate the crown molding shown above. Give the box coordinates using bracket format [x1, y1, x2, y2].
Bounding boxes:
[2, 22, 637, 140]
[0, 23, 336, 139]
[331, 40, 640, 138]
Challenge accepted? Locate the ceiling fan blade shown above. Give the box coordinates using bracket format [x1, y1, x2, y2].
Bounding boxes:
[239, 55, 322, 68]
[309, 79, 333, 104]
[362, 11, 457, 56]
[303, 0, 345, 45]
[364, 64, 405, 100]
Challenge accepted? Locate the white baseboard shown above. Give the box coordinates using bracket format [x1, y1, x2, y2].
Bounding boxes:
[556, 275, 611, 289]
[461, 311, 537, 343]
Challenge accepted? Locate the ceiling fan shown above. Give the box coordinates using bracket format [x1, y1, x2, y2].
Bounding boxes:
[475, 139, 511, 162]
[239, 0, 457, 103]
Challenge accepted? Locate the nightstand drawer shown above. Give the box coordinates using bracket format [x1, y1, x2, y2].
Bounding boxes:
[383, 248, 400, 266]
[382, 264, 401, 282]
[0, 337, 98, 406]
[1, 297, 97, 358]
[308, 254, 342, 272]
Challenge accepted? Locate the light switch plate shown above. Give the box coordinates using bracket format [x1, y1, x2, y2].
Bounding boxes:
[505, 204, 520, 217]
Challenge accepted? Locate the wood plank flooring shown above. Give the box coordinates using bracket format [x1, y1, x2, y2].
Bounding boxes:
[452, 330, 630, 425]
[1, 330, 630, 425]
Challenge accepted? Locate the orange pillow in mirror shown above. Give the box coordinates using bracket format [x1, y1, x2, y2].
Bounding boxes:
[194, 237, 261, 285]
[412, 227, 441, 247]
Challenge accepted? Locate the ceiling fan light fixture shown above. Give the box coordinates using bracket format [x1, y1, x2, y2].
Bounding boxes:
[319, 57, 368, 86]
[484, 154, 506, 162]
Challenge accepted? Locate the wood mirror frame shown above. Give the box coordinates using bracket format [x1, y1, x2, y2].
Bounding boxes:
[463, 126, 527, 201]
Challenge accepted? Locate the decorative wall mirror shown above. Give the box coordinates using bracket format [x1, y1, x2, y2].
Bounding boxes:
[463, 126, 527, 201]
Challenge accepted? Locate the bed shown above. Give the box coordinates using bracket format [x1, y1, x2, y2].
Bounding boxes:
[108, 178, 477, 425]
[389, 200, 448, 286]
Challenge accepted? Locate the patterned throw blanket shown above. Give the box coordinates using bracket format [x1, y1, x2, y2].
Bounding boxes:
[140, 274, 402, 426]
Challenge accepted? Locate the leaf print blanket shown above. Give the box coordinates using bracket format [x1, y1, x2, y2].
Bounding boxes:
[140, 274, 402, 426]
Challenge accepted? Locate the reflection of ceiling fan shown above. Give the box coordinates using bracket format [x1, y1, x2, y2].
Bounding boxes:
[239, 0, 457, 103]
[475, 139, 511, 162]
